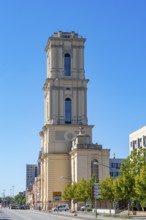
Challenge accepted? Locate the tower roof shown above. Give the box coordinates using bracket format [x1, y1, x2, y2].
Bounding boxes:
[52, 31, 79, 39]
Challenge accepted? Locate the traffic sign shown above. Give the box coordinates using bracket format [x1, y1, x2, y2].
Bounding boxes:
[93, 183, 102, 199]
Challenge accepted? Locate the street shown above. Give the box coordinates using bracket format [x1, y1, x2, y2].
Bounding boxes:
[0, 208, 67, 220]
[0, 208, 146, 220]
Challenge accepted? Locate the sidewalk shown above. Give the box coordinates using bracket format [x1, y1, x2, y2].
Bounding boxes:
[34, 209, 145, 220]
[50, 210, 131, 220]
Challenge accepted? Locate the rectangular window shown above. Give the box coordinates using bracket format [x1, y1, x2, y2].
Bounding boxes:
[138, 138, 142, 148]
[65, 99, 71, 123]
[64, 54, 71, 76]
[111, 163, 114, 168]
[110, 172, 113, 176]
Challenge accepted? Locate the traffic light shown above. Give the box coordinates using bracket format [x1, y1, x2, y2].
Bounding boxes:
[93, 183, 101, 199]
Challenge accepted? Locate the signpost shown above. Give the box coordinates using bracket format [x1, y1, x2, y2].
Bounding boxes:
[93, 183, 102, 218]
[93, 183, 101, 199]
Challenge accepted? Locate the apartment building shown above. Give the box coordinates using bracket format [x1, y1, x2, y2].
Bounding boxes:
[129, 126, 146, 154]
[26, 164, 37, 189]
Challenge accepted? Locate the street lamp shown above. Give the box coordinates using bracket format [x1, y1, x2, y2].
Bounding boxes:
[10, 189, 12, 205]
[93, 161, 110, 168]
[2, 190, 5, 207]
[12, 186, 15, 198]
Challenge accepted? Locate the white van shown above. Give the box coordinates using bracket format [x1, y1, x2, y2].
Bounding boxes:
[52, 204, 69, 211]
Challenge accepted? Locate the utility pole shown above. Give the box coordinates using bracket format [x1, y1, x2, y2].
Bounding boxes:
[2, 190, 5, 207]
[12, 186, 15, 203]
[10, 189, 12, 205]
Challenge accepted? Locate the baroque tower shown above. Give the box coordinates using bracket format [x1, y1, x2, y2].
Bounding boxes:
[40, 32, 110, 210]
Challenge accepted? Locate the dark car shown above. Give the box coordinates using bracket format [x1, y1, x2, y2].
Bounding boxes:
[20, 204, 30, 209]
[10, 204, 17, 209]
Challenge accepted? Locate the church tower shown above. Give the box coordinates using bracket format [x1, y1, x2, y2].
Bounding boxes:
[40, 31, 110, 210]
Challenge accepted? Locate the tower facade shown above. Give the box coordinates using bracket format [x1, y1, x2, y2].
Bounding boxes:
[40, 32, 110, 210]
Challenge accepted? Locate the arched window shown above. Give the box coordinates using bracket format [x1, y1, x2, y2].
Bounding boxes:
[65, 98, 71, 124]
[91, 159, 99, 180]
[64, 53, 71, 76]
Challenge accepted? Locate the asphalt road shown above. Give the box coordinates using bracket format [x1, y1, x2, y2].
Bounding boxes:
[0, 208, 146, 220]
[0, 208, 66, 220]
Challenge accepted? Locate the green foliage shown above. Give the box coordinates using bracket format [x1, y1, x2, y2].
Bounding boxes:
[75, 178, 89, 202]
[135, 165, 146, 209]
[100, 176, 114, 202]
[63, 149, 146, 210]
[63, 182, 78, 201]
[88, 176, 96, 201]
[114, 172, 135, 202]
[63, 176, 95, 203]
[2, 196, 12, 205]
[120, 149, 146, 176]
[13, 194, 26, 205]
[6, 196, 12, 204]
[114, 148, 146, 208]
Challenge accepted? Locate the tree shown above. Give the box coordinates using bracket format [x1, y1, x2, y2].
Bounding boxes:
[135, 165, 146, 210]
[114, 159, 135, 215]
[100, 177, 114, 215]
[63, 182, 78, 202]
[128, 148, 146, 176]
[75, 178, 89, 203]
[5, 196, 12, 205]
[14, 194, 26, 205]
[113, 148, 146, 213]
[63, 177, 95, 212]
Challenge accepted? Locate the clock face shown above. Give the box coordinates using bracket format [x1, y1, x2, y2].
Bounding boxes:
[64, 132, 74, 140]
[67, 133, 73, 140]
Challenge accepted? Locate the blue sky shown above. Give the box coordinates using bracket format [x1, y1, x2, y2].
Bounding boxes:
[0, 0, 146, 196]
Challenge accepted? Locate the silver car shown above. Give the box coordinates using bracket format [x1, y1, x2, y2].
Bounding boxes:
[52, 204, 69, 211]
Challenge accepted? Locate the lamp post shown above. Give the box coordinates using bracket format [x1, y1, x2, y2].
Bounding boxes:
[12, 186, 15, 204]
[2, 190, 5, 207]
[10, 189, 12, 205]
[12, 186, 15, 198]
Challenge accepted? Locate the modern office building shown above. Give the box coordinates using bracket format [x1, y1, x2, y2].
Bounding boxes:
[129, 126, 146, 153]
[110, 157, 124, 178]
[39, 31, 110, 210]
[26, 164, 37, 189]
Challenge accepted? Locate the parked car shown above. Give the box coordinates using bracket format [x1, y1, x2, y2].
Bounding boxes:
[80, 204, 91, 211]
[52, 204, 69, 211]
[10, 204, 17, 209]
[20, 204, 30, 209]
